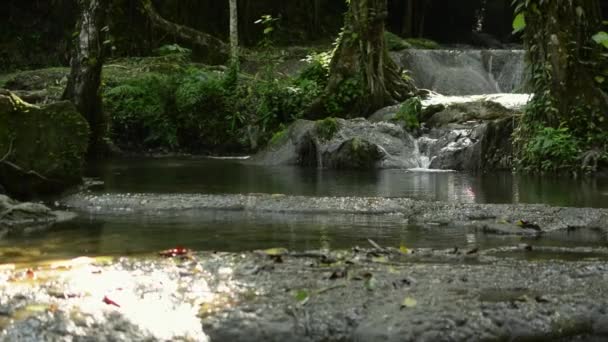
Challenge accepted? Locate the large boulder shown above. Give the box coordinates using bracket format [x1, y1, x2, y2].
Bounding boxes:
[0, 90, 90, 198]
[250, 118, 420, 169]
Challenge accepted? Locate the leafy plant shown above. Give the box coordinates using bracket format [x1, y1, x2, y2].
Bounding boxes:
[299, 51, 332, 88]
[255, 14, 280, 49]
[521, 127, 581, 172]
[175, 69, 232, 150]
[104, 73, 178, 149]
[324, 76, 363, 115]
[392, 97, 422, 131]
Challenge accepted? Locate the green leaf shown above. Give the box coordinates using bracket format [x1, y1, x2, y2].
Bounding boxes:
[512, 13, 526, 34]
[595, 75, 605, 84]
[592, 31, 608, 49]
[294, 290, 309, 302]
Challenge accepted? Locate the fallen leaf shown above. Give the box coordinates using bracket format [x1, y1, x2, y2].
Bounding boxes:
[262, 248, 288, 256]
[159, 246, 190, 258]
[102, 296, 121, 308]
[25, 269, 35, 279]
[294, 290, 309, 302]
[401, 297, 417, 308]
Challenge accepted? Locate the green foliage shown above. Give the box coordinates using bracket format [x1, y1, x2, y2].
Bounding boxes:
[104, 73, 178, 149]
[520, 127, 581, 172]
[392, 97, 422, 131]
[315, 117, 339, 141]
[232, 76, 322, 146]
[385, 32, 411, 51]
[404, 38, 440, 50]
[269, 127, 287, 146]
[324, 76, 364, 115]
[512, 13, 526, 34]
[299, 51, 332, 88]
[175, 69, 232, 149]
[255, 14, 281, 49]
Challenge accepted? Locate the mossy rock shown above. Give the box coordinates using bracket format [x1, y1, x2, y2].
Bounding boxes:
[0, 90, 89, 198]
[328, 138, 381, 169]
[315, 117, 339, 141]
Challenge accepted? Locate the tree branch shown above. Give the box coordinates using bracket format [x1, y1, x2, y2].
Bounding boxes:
[140, 0, 229, 54]
[0, 138, 57, 183]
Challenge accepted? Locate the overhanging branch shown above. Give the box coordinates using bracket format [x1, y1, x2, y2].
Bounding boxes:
[141, 0, 229, 54]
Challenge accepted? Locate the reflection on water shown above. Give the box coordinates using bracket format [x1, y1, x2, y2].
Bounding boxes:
[1, 211, 606, 263]
[87, 157, 608, 208]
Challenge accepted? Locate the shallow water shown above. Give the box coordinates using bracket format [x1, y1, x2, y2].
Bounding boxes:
[87, 157, 608, 207]
[3, 157, 608, 262]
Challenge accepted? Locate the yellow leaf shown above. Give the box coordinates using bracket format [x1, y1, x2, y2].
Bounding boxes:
[401, 297, 417, 308]
[262, 248, 287, 256]
[399, 245, 410, 254]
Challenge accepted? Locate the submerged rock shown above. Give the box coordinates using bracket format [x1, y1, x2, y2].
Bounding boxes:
[0, 90, 89, 198]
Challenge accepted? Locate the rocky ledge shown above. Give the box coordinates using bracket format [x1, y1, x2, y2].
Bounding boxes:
[0, 195, 74, 238]
[61, 192, 608, 233]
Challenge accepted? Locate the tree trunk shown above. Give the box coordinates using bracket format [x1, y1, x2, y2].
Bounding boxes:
[401, 0, 414, 37]
[518, 0, 608, 137]
[514, 0, 608, 170]
[62, 0, 108, 158]
[229, 0, 238, 64]
[311, 0, 413, 119]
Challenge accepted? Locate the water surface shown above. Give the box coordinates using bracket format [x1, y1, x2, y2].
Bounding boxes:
[3, 157, 607, 262]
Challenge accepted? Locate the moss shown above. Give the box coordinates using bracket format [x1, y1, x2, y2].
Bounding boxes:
[404, 38, 440, 50]
[269, 129, 288, 146]
[315, 117, 339, 141]
[0, 91, 89, 198]
[385, 32, 412, 51]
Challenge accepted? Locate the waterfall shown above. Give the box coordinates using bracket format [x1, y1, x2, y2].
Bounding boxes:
[408, 136, 437, 171]
[392, 49, 526, 95]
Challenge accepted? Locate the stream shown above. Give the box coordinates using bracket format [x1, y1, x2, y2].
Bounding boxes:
[2, 157, 607, 263]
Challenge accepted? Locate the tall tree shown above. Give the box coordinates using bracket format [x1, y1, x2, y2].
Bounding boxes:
[229, 0, 239, 64]
[62, 0, 109, 157]
[513, 0, 608, 170]
[308, 0, 414, 119]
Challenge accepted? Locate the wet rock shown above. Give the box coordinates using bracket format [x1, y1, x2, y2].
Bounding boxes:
[0, 195, 74, 236]
[250, 118, 420, 169]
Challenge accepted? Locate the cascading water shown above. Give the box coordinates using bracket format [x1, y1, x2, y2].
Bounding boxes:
[392, 49, 526, 95]
[389, 49, 530, 171]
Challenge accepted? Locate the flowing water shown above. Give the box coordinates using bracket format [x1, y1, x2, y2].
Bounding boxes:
[393, 49, 526, 95]
[2, 157, 607, 263]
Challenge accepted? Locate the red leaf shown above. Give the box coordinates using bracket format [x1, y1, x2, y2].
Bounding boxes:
[25, 269, 35, 279]
[159, 246, 190, 258]
[103, 296, 121, 307]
